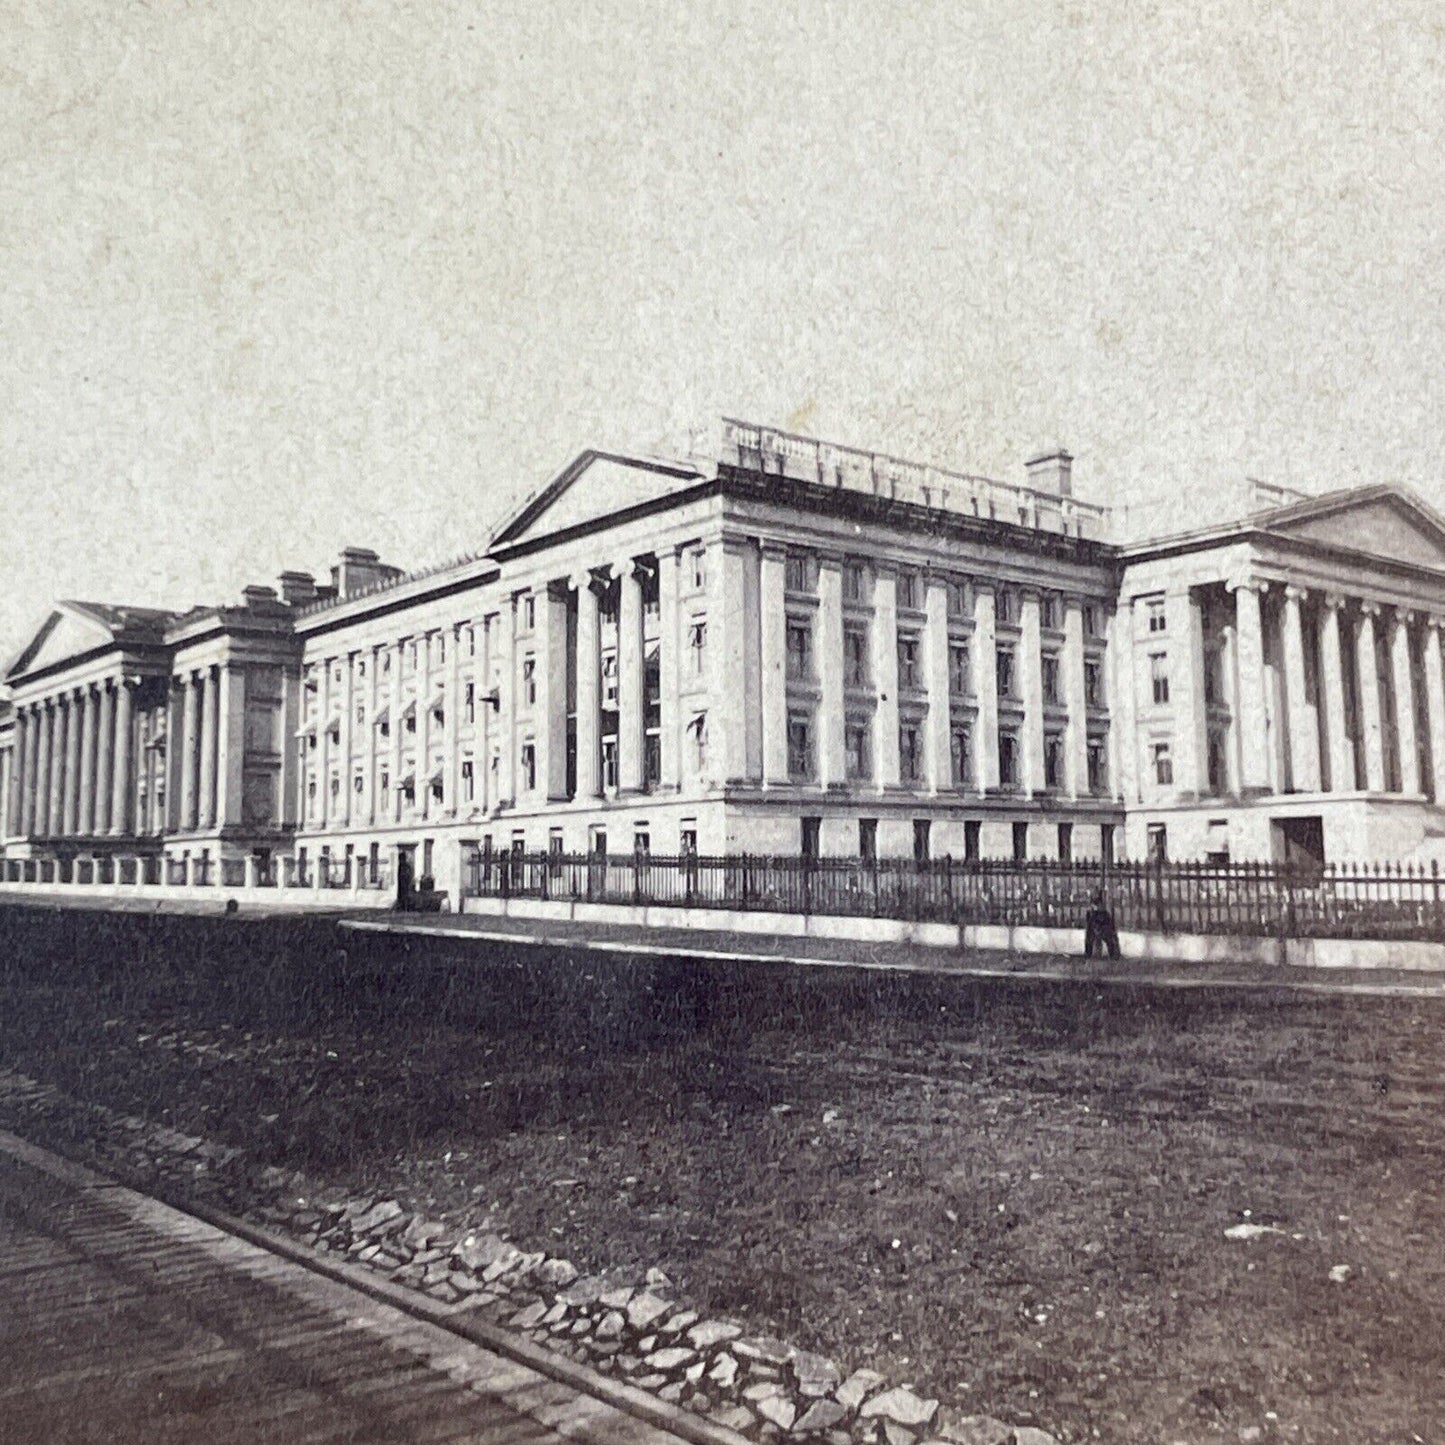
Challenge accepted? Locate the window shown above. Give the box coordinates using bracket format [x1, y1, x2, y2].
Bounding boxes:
[951, 726, 972, 787]
[408, 639, 418, 670]
[405, 707, 416, 735]
[591, 827, 607, 856]
[549, 828, 565, 858]
[1041, 593, 1061, 630]
[948, 642, 970, 696]
[688, 620, 707, 676]
[1012, 821, 1029, 862]
[680, 824, 698, 855]
[461, 758, 474, 802]
[689, 546, 706, 591]
[437, 632, 446, 665]
[897, 637, 921, 689]
[522, 594, 536, 631]
[601, 652, 619, 706]
[946, 579, 968, 619]
[602, 738, 618, 789]
[467, 626, 475, 657]
[382, 650, 392, 675]
[1085, 604, 1101, 638]
[996, 588, 1015, 625]
[521, 741, 537, 791]
[1087, 736, 1108, 794]
[687, 714, 708, 773]
[352, 772, 363, 794]
[644, 732, 661, 786]
[1147, 823, 1168, 863]
[786, 620, 813, 681]
[1044, 733, 1064, 790]
[896, 570, 919, 611]
[1153, 742, 1173, 786]
[1084, 660, 1102, 707]
[634, 827, 650, 856]
[845, 628, 870, 687]
[1207, 730, 1228, 794]
[845, 723, 871, 782]
[1057, 822, 1073, 862]
[461, 683, 473, 724]
[522, 656, 537, 707]
[800, 816, 822, 859]
[996, 648, 1016, 700]
[842, 558, 867, 602]
[1147, 598, 1166, 633]
[964, 819, 981, 861]
[787, 717, 814, 779]
[999, 730, 1020, 787]
[785, 553, 810, 592]
[1101, 823, 1115, 867]
[1150, 654, 1170, 705]
[1041, 654, 1061, 704]
[355, 702, 365, 725]
[859, 818, 878, 861]
[379, 768, 389, 795]
[912, 818, 931, 862]
[329, 773, 340, 799]
[900, 724, 923, 783]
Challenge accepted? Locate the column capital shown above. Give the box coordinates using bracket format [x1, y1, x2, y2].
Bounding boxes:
[814, 549, 845, 571]
[1358, 598, 1382, 618]
[1283, 584, 1310, 604]
[1225, 573, 1269, 596]
[1424, 613, 1445, 633]
[1393, 605, 1417, 627]
[758, 540, 790, 563]
[1320, 592, 1348, 613]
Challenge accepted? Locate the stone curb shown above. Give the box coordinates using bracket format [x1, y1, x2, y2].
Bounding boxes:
[0, 1126, 752, 1445]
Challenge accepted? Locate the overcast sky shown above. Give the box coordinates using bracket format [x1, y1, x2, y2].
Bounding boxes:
[4, 0, 1444, 654]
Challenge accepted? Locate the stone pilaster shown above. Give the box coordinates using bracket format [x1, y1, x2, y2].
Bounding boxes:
[616, 564, 644, 793]
[539, 582, 570, 801]
[94, 683, 114, 835]
[1164, 586, 1204, 798]
[387, 642, 404, 821]
[759, 544, 789, 786]
[816, 555, 847, 788]
[574, 576, 601, 799]
[1019, 589, 1045, 795]
[657, 548, 681, 791]
[62, 692, 81, 834]
[1390, 608, 1420, 795]
[110, 679, 135, 836]
[972, 586, 999, 791]
[1424, 616, 1445, 804]
[1355, 603, 1387, 793]
[339, 653, 355, 826]
[1229, 578, 1270, 795]
[216, 665, 245, 828]
[1280, 586, 1320, 792]
[922, 574, 952, 792]
[180, 672, 200, 829]
[445, 626, 462, 811]
[871, 564, 901, 790]
[37, 701, 55, 837]
[1063, 599, 1088, 798]
[495, 604, 516, 807]
[199, 665, 219, 829]
[1317, 595, 1353, 792]
[77, 686, 98, 835]
[417, 632, 433, 818]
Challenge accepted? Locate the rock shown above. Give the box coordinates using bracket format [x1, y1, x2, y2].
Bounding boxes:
[757, 1396, 797, 1431]
[688, 1392, 713, 1415]
[689, 1320, 743, 1350]
[836, 1370, 887, 1411]
[542, 1302, 568, 1325]
[638, 1336, 658, 1354]
[658, 1382, 685, 1403]
[1012, 1431, 1060, 1445]
[684, 1360, 706, 1384]
[558, 1275, 606, 1307]
[790, 1349, 841, 1397]
[661, 1309, 699, 1335]
[482, 1249, 525, 1282]
[449, 1271, 492, 1294]
[933, 1412, 1011, 1445]
[861, 1388, 939, 1428]
[600, 1286, 636, 1310]
[454, 1232, 512, 1272]
[569, 1318, 592, 1336]
[645, 1266, 673, 1290]
[645, 1347, 697, 1372]
[537, 1257, 579, 1289]
[628, 1292, 673, 1330]
[735, 1336, 793, 1366]
[796, 1399, 848, 1433]
[883, 1423, 918, 1445]
[711, 1405, 757, 1432]
[743, 1382, 784, 1402]
[1224, 1223, 1285, 1241]
[348, 1199, 406, 1236]
[1329, 1264, 1351, 1283]
[596, 1310, 627, 1341]
[1237, 1431, 1263, 1445]
[509, 1300, 548, 1329]
[634, 1372, 668, 1390]
[401, 1215, 445, 1249]
[708, 1354, 739, 1389]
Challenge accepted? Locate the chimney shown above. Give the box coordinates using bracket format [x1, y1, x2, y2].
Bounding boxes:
[1025, 449, 1073, 497]
[332, 546, 404, 599]
[242, 584, 279, 610]
[278, 570, 318, 606]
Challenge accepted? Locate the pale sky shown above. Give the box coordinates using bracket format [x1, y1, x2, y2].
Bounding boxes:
[4, 0, 1444, 656]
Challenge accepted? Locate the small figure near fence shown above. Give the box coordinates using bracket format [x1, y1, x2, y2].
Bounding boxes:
[1084, 891, 1120, 959]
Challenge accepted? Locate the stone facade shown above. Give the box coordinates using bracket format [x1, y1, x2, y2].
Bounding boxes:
[5, 422, 1445, 894]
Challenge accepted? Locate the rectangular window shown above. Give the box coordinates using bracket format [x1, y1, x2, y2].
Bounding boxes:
[786, 620, 813, 681]
[644, 731, 661, 785]
[999, 730, 1020, 786]
[1147, 598, 1166, 633]
[964, 819, 981, 861]
[896, 570, 919, 611]
[996, 588, 1015, 625]
[842, 558, 867, 603]
[601, 652, 619, 706]
[355, 702, 365, 725]
[900, 724, 923, 783]
[948, 642, 970, 696]
[1147, 822, 1168, 863]
[787, 718, 814, 779]
[437, 632, 446, 665]
[1085, 604, 1101, 638]
[688, 714, 708, 773]
[1041, 654, 1060, 704]
[858, 817, 878, 861]
[951, 726, 971, 787]
[946, 579, 967, 619]
[1057, 822, 1073, 862]
[1087, 736, 1108, 794]
[897, 637, 921, 689]
[523, 594, 536, 632]
[521, 741, 537, 791]
[1044, 733, 1064, 789]
[689, 620, 707, 675]
[1151, 653, 1169, 705]
[634, 827, 650, 856]
[912, 818, 931, 862]
[523, 656, 537, 707]
[845, 723, 871, 782]
[800, 815, 821, 859]
[996, 648, 1016, 700]
[1012, 820, 1029, 862]
[1041, 593, 1061, 630]
[845, 628, 869, 687]
[680, 824, 698, 855]
[1084, 660, 1102, 707]
[689, 546, 706, 591]
[1154, 742, 1173, 785]
[785, 553, 810, 592]
[602, 737, 618, 789]
[461, 758, 474, 802]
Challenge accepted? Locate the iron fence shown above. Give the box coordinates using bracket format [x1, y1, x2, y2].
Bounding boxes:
[466, 851, 1445, 942]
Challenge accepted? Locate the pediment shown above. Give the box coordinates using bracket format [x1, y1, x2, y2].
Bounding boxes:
[491, 450, 705, 551]
[1262, 491, 1445, 571]
[5, 607, 116, 682]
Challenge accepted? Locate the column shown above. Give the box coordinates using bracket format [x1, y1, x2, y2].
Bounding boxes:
[657, 548, 681, 790]
[495, 606, 516, 807]
[472, 619, 490, 812]
[77, 687, 98, 834]
[316, 658, 332, 826]
[445, 625, 462, 811]
[1019, 589, 1045, 795]
[365, 646, 381, 823]
[62, 692, 81, 834]
[759, 544, 789, 785]
[11, 709, 29, 837]
[110, 679, 135, 835]
[1229, 579, 1270, 794]
[94, 683, 115, 835]
[1318, 595, 1353, 792]
[20, 706, 38, 836]
[199, 665, 219, 829]
[1424, 617, 1445, 803]
[36, 702, 55, 836]
[708, 539, 751, 785]
[180, 673, 200, 829]
[279, 667, 300, 827]
[871, 564, 901, 790]
[574, 577, 601, 798]
[1164, 587, 1205, 797]
[922, 574, 952, 792]
[539, 583, 569, 800]
[1281, 586, 1320, 792]
[1063, 599, 1088, 797]
[0, 743, 9, 844]
[216, 665, 245, 827]
[616, 562, 644, 792]
[417, 632, 433, 817]
[972, 586, 999, 790]
[388, 641, 404, 820]
[1355, 603, 1386, 792]
[1390, 608, 1420, 795]
[816, 555, 846, 787]
[339, 653, 355, 826]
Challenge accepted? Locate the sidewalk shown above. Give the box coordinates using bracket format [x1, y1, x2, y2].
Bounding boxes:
[345, 909, 1445, 998]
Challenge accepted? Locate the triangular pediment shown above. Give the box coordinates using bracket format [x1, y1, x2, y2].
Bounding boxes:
[1261, 488, 1445, 571]
[5, 606, 117, 683]
[491, 450, 706, 551]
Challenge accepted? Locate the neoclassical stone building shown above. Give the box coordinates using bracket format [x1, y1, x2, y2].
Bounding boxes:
[4, 421, 1445, 898]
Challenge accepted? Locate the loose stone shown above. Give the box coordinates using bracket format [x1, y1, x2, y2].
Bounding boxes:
[795, 1399, 848, 1433]
[708, 1354, 739, 1389]
[711, 1405, 757, 1433]
[790, 1349, 841, 1397]
[510, 1301, 548, 1329]
[836, 1369, 888, 1411]
[860, 1388, 939, 1428]
[882, 1421, 918, 1445]
[558, 1275, 606, 1307]
[689, 1320, 743, 1350]
[658, 1382, 685, 1403]
[541, 1302, 568, 1325]
[932, 1413, 1011, 1445]
[599, 1286, 636, 1310]
[644, 1347, 697, 1372]
[660, 1309, 698, 1336]
[757, 1396, 797, 1431]
[537, 1257, 579, 1289]
[596, 1310, 626, 1340]
[735, 1336, 793, 1366]
[743, 1382, 784, 1403]
[627, 1291, 672, 1330]
[1011, 1431, 1060, 1445]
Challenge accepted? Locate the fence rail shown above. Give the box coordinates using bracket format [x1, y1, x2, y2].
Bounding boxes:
[467, 851, 1445, 942]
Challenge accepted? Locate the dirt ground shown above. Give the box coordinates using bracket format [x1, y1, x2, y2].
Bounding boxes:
[0, 912, 1441, 1444]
